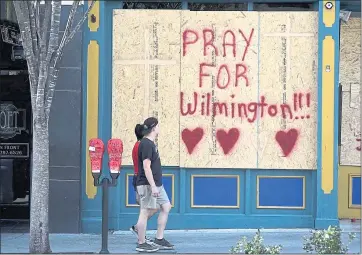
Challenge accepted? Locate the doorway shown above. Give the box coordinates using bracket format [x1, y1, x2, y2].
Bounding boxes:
[0, 74, 32, 220]
[0, 17, 32, 231]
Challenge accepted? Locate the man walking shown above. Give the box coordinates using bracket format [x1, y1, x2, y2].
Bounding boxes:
[135, 117, 174, 252]
[130, 124, 156, 244]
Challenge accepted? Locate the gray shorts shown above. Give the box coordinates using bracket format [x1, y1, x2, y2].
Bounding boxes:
[135, 192, 140, 205]
[136, 185, 170, 209]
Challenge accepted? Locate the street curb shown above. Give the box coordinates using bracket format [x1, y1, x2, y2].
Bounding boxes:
[54, 253, 96, 254]
[112, 228, 360, 235]
[113, 229, 310, 235]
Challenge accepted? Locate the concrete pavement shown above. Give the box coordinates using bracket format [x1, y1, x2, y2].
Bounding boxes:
[1, 221, 360, 253]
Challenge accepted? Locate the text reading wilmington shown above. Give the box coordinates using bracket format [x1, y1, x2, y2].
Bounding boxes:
[180, 92, 311, 123]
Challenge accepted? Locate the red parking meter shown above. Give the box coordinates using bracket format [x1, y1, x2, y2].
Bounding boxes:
[88, 138, 122, 254]
[88, 138, 105, 185]
[107, 138, 123, 182]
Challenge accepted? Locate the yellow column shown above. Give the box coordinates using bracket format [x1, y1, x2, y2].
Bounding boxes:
[86, 41, 99, 199]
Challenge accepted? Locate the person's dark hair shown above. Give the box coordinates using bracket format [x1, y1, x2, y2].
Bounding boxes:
[135, 124, 144, 141]
[142, 117, 158, 135]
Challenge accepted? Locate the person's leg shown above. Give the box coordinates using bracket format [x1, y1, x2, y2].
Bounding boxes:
[130, 177, 141, 236]
[156, 202, 171, 240]
[133, 207, 157, 230]
[135, 185, 159, 252]
[147, 209, 157, 219]
[153, 186, 174, 249]
[130, 191, 142, 236]
[136, 208, 151, 244]
[131, 191, 158, 242]
[135, 209, 159, 252]
[132, 211, 157, 242]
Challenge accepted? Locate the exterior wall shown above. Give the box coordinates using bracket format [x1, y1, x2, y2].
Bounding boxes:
[114, 167, 316, 230]
[338, 166, 361, 219]
[48, 5, 83, 233]
[81, 1, 340, 233]
[0, 2, 83, 232]
[338, 17, 361, 219]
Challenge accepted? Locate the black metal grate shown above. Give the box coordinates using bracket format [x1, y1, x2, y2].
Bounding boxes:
[188, 3, 247, 11]
[123, 2, 182, 9]
[253, 3, 313, 11]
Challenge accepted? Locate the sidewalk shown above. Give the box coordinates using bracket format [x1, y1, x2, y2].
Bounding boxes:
[1, 221, 361, 253]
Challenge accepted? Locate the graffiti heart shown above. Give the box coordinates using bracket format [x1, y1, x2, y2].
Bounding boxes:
[275, 128, 299, 157]
[182, 127, 300, 157]
[181, 128, 204, 154]
[216, 128, 240, 155]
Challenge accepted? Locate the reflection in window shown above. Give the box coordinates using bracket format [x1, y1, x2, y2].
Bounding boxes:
[0, 1, 17, 23]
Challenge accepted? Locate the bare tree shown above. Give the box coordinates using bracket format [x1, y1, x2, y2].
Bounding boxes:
[12, 1, 95, 253]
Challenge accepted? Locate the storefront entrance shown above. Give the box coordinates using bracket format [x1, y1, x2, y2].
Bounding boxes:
[0, 17, 32, 224]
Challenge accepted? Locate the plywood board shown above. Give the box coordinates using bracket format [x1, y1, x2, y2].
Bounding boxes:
[112, 10, 319, 169]
[340, 18, 361, 92]
[257, 12, 318, 169]
[112, 10, 181, 166]
[180, 11, 259, 168]
[339, 18, 361, 166]
[340, 92, 361, 166]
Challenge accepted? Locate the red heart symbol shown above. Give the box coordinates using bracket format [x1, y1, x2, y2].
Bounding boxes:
[275, 129, 299, 157]
[216, 128, 240, 155]
[181, 128, 204, 154]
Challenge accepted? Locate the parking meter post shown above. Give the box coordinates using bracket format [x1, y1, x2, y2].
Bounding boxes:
[88, 138, 108, 253]
[99, 178, 110, 254]
[88, 137, 124, 254]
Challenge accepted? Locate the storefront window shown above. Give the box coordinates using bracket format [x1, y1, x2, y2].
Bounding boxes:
[0, 1, 17, 23]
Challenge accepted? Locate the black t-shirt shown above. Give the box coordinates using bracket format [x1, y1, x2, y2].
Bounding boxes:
[136, 138, 162, 187]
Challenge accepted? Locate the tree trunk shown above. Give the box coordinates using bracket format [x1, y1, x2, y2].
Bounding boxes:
[11, 2, 96, 252]
[29, 115, 51, 254]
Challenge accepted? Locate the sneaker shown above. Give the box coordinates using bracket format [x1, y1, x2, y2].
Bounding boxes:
[136, 243, 159, 253]
[153, 238, 174, 250]
[130, 226, 154, 244]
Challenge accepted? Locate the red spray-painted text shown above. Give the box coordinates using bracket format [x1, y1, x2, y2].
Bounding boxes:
[180, 92, 312, 123]
[183, 28, 254, 89]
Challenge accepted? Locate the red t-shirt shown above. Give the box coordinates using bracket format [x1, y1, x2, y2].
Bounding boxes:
[132, 141, 140, 175]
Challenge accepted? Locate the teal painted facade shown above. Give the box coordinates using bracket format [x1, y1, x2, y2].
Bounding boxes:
[315, 0, 340, 229]
[81, 0, 341, 233]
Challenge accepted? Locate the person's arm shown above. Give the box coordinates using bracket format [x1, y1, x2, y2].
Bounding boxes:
[140, 142, 160, 196]
[143, 159, 156, 187]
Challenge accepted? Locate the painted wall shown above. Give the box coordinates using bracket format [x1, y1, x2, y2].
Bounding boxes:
[48, 5, 84, 233]
[82, 1, 340, 232]
[338, 17, 361, 219]
[112, 10, 318, 170]
[0, 2, 84, 232]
